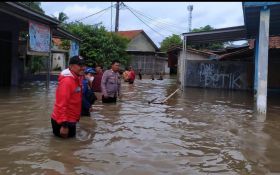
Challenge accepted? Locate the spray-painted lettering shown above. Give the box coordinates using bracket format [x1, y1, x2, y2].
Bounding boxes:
[199, 63, 241, 89]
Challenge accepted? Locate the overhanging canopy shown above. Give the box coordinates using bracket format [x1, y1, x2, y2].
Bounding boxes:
[52, 27, 82, 43]
[0, 2, 59, 26]
[243, 2, 280, 38]
[182, 26, 247, 44]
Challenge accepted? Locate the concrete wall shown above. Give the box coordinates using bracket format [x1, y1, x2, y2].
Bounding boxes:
[129, 54, 168, 74]
[164, 61, 170, 74]
[187, 52, 209, 60]
[185, 60, 253, 90]
[127, 33, 156, 52]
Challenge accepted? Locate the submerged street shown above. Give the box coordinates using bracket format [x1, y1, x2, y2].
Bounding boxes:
[0, 77, 280, 174]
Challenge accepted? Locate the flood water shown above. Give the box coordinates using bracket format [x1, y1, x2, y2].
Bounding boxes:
[1, 76, 280, 175]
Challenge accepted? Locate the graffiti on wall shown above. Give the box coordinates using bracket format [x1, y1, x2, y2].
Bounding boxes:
[199, 63, 242, 89]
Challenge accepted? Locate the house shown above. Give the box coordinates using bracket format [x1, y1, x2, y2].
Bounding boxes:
[0, 2, 81, 86]
[180, 2, 280, 114]
[173, 35, 280, 91]
[116, 30, 169, 75]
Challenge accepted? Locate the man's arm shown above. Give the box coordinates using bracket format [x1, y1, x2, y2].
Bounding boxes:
[56, 78, 73, 123]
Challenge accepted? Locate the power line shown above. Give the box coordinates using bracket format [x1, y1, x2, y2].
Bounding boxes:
[124, 4, 186, 32]
[124, 4, 166, 38]
[75, 4, 115, 22]
[92, 7, 109, 22]
[125, 5, 182, 35]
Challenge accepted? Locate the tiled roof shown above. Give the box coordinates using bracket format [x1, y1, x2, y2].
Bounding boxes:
[52, 38, 62, 46]
[116, 30, 143, 40]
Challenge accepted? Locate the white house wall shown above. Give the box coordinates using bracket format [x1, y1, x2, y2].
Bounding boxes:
[127, 33, 156, 52]
[186, 52, 209, 60]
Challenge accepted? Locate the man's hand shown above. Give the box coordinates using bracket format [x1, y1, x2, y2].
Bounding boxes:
[60, 126, 69, 138]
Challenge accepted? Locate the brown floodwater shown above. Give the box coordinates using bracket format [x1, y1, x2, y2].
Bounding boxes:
[0, 76, 280, 175]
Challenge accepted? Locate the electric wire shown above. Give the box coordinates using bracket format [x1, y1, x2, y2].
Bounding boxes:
[75, 4, 115, 22]
[124, 5, 166, 38]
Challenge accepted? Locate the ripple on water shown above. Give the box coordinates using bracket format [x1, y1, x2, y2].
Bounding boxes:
[0, 79, 280, 174]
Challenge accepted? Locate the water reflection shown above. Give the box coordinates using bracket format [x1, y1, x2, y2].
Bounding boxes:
[0, 77, 280, 174]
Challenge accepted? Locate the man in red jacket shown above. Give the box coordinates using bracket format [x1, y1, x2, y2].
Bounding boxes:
[51, 55, 86, 138]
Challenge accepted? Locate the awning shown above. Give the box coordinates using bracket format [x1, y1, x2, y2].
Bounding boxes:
[182, 26, 247, 44]
[243, 2, 280, 38]
[0, 2, 59, 26]
[52, 27, 82, 42]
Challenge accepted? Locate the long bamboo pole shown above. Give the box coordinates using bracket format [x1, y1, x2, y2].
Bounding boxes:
[152, 88, 181, 104]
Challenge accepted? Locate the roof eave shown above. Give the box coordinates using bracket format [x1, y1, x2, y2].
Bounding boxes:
[5, 2, 60, 25]
[53, 27, 82, 42]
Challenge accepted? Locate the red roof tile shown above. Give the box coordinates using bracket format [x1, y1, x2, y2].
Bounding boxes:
[52, 38, 62, 46]
[116, 30, 143, 40]
[248, 36, 280, 49]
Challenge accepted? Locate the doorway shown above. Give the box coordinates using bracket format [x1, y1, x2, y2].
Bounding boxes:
[0, 31, 12, 86]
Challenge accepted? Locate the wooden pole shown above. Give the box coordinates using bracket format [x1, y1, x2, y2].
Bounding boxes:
[151, 88, 181, 104]
[161, 88, 180, 103]
[115, 1, 120, 32]
[148, 97, 158, 104]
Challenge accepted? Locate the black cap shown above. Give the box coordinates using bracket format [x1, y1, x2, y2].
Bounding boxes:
[69, 55, 86, 65]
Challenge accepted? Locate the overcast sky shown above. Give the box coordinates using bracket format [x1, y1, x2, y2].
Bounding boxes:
[41, 2, 244, 47]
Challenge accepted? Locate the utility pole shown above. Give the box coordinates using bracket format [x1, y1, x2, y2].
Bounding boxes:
[115, 1, 120, 32]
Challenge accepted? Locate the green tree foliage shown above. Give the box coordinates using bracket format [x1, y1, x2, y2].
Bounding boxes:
[30, 56, 45, 74]
[52, 12, 69, 27]
[64, 22, 130, 68]
[188, 25, 224, 50]
[160, 34, 182, 52]
[58, 12, 69, 23]
[191, 25, 214, 32]
[20, 2, 45, 14]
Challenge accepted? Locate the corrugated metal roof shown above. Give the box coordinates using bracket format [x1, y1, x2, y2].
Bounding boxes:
[182, 26, 247, 44]
[52, 27, 82, 42]
[242, 2, 280, 38]
[0, 2, 59, 25]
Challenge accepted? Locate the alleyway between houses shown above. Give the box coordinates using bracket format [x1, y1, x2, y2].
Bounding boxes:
[1, 76, 280, 174]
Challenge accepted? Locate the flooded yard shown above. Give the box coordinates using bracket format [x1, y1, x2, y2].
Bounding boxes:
[0, 77, 280, 175]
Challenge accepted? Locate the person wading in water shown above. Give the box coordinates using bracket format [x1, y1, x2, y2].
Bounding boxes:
[51, 55, 86, 138]
[101, 60, 121, 103]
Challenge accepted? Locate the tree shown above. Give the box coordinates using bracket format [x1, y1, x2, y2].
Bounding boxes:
[58, 12, 69, 23]
[20, 2, 45, 14]
[188, 25, 224, 50]
[191, 25, 214, 32]
[160, 34, 182, 52]
[52, 12, 69, 24]
[64, 22, 130, 68]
